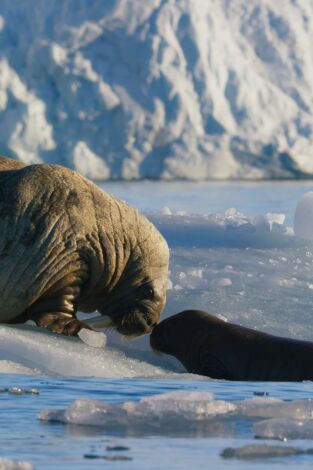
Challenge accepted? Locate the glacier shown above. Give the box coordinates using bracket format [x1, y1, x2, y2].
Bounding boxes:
[0, 0, 313, 179]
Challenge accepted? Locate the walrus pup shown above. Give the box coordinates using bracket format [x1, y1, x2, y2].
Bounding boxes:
[150, 310, 313, 381]
[0, 156, 169, 337]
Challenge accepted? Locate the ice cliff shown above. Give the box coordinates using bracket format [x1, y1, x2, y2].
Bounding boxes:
[0, 0, 313, 180]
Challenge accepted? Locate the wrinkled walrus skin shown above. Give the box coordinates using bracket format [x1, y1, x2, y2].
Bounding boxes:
[0, 156, 169, 337]
[150, 310, 313, 381]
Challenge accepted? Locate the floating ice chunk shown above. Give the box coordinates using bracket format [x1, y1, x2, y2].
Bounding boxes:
[239, 397, 313, 420]
[254, 418, 313, 440]
[221, 444, 307, 459]
[266, 213, 286, 226]
[225, 208, 238, 217]
[138, 390, 236, 421]
[8, 387, 39, 395]
[0, 459, 35, 469]
[294, 192, 313, 240]
[42, 398, 131, 427]
[158, 207, 172, 215]
[40, 391, 236, 429]
[78, 329, 107, 348]
[188, 269, 203, 279]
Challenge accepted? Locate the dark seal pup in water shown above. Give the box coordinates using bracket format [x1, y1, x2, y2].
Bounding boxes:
[0, 157, 169, 337]
[150, 310, 313, 381]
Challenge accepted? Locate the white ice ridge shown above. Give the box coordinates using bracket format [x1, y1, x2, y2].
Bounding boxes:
[40, 392, 313, 438]
[148, 208, 294, 249]
[0, 325, 176, 377]
[1, 1, 313, 179]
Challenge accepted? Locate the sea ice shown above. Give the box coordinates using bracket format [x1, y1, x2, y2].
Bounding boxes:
[221, 444, 309, 459]
[0, 200, 312, 376]
[254, 418, 313, 440]
[294, 192, 313, 240]
[40, 391, 237, 429]
[0, 325, 172, 377]
[238, 397, 313, 420]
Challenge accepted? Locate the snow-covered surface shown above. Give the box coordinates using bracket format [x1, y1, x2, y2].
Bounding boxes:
[1, 0, 313, 179]
[0, 325, 179, 377]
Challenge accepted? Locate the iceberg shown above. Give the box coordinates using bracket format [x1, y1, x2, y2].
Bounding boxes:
[1, 1, 313, 179]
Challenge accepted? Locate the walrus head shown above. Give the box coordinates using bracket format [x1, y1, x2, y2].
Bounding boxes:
[85, 216, 170, 337]
[99, 263, 169, 337]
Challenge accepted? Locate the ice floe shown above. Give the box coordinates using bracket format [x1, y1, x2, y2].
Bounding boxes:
[40, 391, 313, 442]
[221, 444, 313, 459]
[40, 391, 236, 431]
[254, 418, 313, 441]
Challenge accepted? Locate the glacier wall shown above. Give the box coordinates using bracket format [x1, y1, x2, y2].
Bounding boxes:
[0, 0, 313, 180]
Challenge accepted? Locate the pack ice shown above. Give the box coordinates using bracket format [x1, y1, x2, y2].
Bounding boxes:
[1, 0, 313, 179]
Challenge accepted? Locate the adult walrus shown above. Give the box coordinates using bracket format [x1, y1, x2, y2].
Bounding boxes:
[0, 156, 169, 337]
[150, 310, 313, 381]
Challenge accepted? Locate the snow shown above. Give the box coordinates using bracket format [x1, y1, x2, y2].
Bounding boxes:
[1, 1, 313, 179]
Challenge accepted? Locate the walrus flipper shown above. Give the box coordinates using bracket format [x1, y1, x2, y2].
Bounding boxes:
[29, 311, 92, 336]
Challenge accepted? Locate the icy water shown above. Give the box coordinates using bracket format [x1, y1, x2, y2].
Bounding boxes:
[2, 181, 313, 469]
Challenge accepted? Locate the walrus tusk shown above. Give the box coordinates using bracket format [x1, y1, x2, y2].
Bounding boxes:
[84, 315, 114, 329]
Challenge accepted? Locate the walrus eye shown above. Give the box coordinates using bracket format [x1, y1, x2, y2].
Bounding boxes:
[141, 285, 154, 300]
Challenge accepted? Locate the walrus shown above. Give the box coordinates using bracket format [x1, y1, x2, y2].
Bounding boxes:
[150, 310, 313, 381]
[0, 156, 169, 337]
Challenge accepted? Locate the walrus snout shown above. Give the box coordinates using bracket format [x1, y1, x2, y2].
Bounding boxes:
[114, 308, 160, 337]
